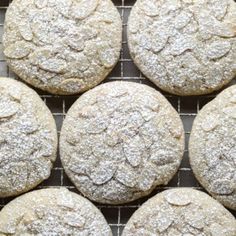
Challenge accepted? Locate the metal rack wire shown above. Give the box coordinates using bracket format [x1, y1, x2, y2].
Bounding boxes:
[0, 1, 235, 235]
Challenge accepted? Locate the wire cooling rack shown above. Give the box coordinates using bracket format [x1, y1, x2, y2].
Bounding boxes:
[0, 0, 235, 235]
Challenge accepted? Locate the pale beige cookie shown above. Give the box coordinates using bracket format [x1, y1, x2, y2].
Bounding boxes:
[3, 0, 122, 95]
[122, 188, 236, 236]
[0, 77, 57, 197]
[128, 0, 236, 95]
[60, 81, 184, 204]
[0, 188, 112, 236]
[189, 85, 236, 210]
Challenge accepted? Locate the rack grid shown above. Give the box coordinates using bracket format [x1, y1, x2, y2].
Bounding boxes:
[0, 1, 235, 235]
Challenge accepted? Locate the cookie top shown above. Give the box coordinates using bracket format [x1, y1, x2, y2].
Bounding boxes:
[189, 85, 236, 210]
[60, 81, 184, 204]
[3, 0, 122, 95]
[122, 188, 236, 236]
[0, 188, 112, 235]
[128, 0, 236, 96]
[0, 77, 57, 197]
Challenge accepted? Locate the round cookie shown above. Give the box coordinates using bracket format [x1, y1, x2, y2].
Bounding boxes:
[60, 81, 184, 204]
[189, 85, 236, 210]
[0, 188, 112, 235]
[122, 188, 236, 236]
[3, 0, 122, 95]
[127, 0, 236, 96]
[0, 77, 57, 197]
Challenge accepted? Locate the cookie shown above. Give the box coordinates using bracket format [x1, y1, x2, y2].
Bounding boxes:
[3, 0, 122, 95]
[127, 0, 236, 96]
[0, 188, 112, 235]
[0, 77, 57, 197]
[60, 81, 184, 204]
[122, 188, 236, 236]
[189, 85, 236, 210]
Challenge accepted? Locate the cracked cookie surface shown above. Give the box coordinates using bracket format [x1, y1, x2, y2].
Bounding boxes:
[3, 0, 122, 95]
[0, 188, 112, 236]
[0, 77, 57, 197]
[60, 81, 184, 204]
[122, 188, 236, 236]
[189, 85, 236, 210]
[128, 0, 236, 96]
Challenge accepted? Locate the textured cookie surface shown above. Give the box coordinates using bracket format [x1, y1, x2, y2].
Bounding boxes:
[189, 85, 236, 210]
[122, 188, 236, 236]
[0, 77, 57, 197]
[3, 0, 122, 95]
[0, 188, 112, 235]
[60, 81, 184, 204]
[128, 0, 236, 95]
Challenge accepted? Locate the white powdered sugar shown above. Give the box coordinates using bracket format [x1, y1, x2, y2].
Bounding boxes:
[122, 188, 236, 236]
[60, 81, 184, 204]
[3, 0, 122, 95]
[190, 85, 236, 210]
[128, 0, 236, 95]
[0, 78, 57, 197]
[0, 188, 112, 235]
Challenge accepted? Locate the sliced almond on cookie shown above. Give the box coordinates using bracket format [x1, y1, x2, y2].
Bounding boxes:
[39, 58, 67, 73]
[72, 0, 98, 20]
[19, 21, 33, 41]
[210, 179, 234, 195]
[116, 165, 137, 188]
[207, 41, 231, 60]
[165, 191, 191, 206]
[4, 41, 31, 59]
[140, 0, 160, 17]
[0, 100, 19, 118]
[34, 0, 48, 9]
[90, 161, 117, 185]
[201, 114, 219, 132]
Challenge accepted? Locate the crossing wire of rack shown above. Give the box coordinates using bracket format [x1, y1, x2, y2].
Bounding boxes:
[0, 0, 235, 235]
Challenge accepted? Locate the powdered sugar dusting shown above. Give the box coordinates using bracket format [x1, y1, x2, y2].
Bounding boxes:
[3, 0, 122, 95]
[60, 81, 184, 204]
[190, 85, 236, 210]
[128, 0, 236, 95]
[0, 78, 57, 197]
[0, 188, 112, 235]
[122, 188, 236, 236]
